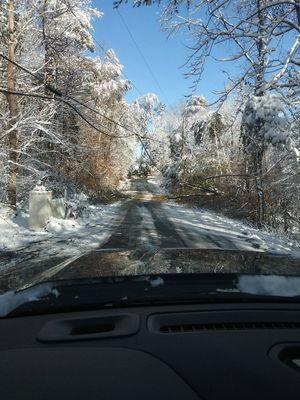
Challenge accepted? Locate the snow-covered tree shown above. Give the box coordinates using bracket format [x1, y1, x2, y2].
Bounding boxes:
[130, 93, 164, 172]
[118, 0, 300, 228]
[0, 0, 141, 206]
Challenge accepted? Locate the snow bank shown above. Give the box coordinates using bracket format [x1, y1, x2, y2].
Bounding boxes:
[163, 201, 299, 256]
[0, 206, 46, 251]
[45, 218, 81, 234]
[118, 178, 132, 191]
[0, 202, 122, 273]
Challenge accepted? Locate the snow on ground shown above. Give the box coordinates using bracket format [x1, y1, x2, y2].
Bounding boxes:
[0, 205, 44, 252]
[0, 202, 123, 273]
[163, 201, 300, 256]
[118, 177, 132, 191]
[147, 174, 168, 195]
[43, 202, 122, 253]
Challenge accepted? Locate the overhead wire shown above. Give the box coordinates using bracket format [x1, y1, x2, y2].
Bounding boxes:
[0, 87, 160, 169]
[116, 8, 170, 107]
[62, 0, 144, 97]
[0, 57, 168, 180]
[0, 87, 134, 139]
[0, 53, 168, 144]
[43, 0, 168, 172]
[0, 2, 168, 165]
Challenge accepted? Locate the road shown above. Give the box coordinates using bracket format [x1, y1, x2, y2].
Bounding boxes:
[0, 176, 299, 292]
[102, 178, 186, 250]
[102, 177, 266, 252]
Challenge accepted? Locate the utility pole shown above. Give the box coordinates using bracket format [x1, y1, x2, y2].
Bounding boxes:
[6, 0, 18, 209]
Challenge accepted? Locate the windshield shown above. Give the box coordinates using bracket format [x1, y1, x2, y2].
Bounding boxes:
[0, 0, 299, 300]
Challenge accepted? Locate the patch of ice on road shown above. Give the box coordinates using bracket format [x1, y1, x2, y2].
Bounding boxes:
[237, 275, 300, 297]
[150, 276, 164, 287]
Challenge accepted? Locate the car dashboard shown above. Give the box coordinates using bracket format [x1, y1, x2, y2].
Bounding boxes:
[1, 301, 300, 399]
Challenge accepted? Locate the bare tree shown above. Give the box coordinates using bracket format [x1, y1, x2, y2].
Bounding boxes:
[6, 0, 19, 208]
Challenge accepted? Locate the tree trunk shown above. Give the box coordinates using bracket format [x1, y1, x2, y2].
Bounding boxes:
[253, 0, 266, 226]
[41, 0, 56, 151]
[42, 0, 55, 94]
[255, 0, 266, 96]
[254, 149, 265, 227]
[6, 0, 18, 209]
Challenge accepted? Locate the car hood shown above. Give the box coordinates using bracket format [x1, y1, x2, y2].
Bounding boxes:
[0, 247, 300, 317]
[40, 247, 300, 283]
[1, 247, 299, 299]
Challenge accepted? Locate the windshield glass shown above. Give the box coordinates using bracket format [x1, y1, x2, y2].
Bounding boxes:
[0, 0, 299, 298]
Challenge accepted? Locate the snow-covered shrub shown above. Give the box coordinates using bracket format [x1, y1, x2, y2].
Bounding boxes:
[241, 94, 289, 151]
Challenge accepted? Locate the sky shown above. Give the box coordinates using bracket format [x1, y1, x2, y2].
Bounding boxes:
[92, 1, 237, 109]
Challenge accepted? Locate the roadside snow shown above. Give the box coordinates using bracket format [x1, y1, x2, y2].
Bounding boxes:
[147, 174, 168, 195]
[118, 178, 132, 191]
[45, 218, 81, 234]
[0, 206, 47, 251]
[0, 202, 123, 273]
[163, 201, 300, 256]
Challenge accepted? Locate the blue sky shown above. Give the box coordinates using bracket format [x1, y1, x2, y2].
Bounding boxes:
[92, 1, 236, 108]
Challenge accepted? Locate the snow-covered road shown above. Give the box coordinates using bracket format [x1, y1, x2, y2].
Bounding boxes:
[105, 177, 299, 256]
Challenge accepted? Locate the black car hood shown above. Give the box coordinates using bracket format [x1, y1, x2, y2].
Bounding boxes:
[0, 247, 300, 317]
[49, 247, 300, 282]
[2, 268, 300, 318]
[1, 248, 299, 297]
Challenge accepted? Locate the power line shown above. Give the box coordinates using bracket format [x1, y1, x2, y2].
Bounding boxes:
[91, 35, 144, 97]
[0, 88, 158, 176]
[0, 88, 161, 169]
[0, 88, 135, 139]
[0, 53, 136, 137]
[0, 53, 167, 145]
[116, 8, 170, 107]
[62, 0, 144, 97]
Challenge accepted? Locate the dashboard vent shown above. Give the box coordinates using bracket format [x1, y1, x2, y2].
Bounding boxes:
[160, 321, 300, 333]
[37, 314, 140, 342]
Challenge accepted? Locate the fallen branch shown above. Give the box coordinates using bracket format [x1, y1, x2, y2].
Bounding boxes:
[199, 173, 254, 182]
[0, 213, 18, 231]
[179, 182, 223, 195]
[285, 212, 300, 226]
[168, 191, 221, 200]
